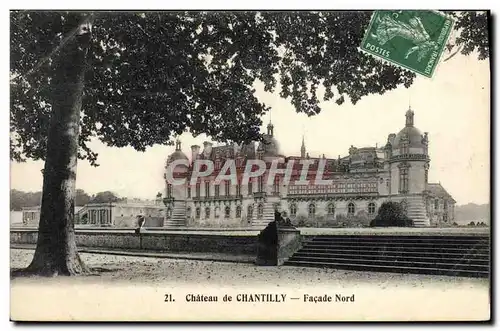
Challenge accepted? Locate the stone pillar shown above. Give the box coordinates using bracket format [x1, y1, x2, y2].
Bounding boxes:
[256, 212, 302, 266]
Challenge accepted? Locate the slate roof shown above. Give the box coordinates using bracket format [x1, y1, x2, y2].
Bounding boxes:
[427, 183, 456, 202]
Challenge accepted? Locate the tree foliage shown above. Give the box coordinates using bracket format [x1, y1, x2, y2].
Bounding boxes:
[451, 11, 489, 60]
[10, 189, 42, 211]
[75, 189, 92, 206]
[11, 11, 488, 166]
[10, 188, 92, 210]
[89, 191, 121, 203]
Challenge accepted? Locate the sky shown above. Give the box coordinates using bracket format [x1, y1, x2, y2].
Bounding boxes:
[10, 53, 490, 206]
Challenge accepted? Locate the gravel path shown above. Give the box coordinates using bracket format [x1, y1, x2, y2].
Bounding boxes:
[11, 249, 489, 289]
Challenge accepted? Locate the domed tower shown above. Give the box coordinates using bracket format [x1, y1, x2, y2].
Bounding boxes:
[163, 139, 189, 227]
[388, 108, 430, 226]
[258, 121, 284, 163]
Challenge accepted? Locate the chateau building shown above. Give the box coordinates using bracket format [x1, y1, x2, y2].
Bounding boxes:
[164, 109, 456, 228]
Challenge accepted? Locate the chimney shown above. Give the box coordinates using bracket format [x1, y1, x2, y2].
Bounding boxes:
[203, 141, 213, 157]
[191, 145, 200, 163]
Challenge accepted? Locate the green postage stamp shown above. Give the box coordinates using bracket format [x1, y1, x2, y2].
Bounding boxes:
[360, 10, 454, 78]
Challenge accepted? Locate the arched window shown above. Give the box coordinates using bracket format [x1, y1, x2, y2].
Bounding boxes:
[215, 206, 220, 218]
[247, 205, 253, 219]
[205, 207, 210, 219]
[308, 203, 316, 217]
[347, 202, 355, 216]
[257, 203, 264, 218]
[368, 202, 376, 215]
[224, 206, 231, 218]
[195, 207, 201, 219]
[236, 206, 242, 218]
[327, 203, 335, 216]
[290, 204, 297, 217]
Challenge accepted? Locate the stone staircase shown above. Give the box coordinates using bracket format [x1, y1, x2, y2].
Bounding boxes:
[251, 201, 275, 228]
[285, 235, 490, 277]
[76, 205, 88, 224]
[163, 201, 187, 227]
[404, 195, 430, 227]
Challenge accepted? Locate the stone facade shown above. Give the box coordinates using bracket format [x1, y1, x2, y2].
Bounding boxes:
[164, 108, 455, 228]
[22, 199, 164, 228]
[425, 183, 456, 226]
[76, 200, 164, 227]
[21, 206, 83, 226]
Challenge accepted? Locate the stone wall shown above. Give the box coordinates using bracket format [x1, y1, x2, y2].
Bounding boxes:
[277, 228, 302, 265]
[10, 229, 257, 255]
[113, 216, 164, 227]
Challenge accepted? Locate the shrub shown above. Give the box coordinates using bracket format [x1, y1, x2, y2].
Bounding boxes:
[354, 210, 371, 227]
[335, 214, 349, 227]
[319, 215, 338, 228]
[370, 201, 414, 227]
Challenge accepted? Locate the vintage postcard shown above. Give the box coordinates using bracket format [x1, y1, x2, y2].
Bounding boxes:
[9, 10, 491, 322]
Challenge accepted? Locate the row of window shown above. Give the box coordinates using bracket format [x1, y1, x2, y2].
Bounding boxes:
[288, 183, 378, 195]
[433, 199, 449, 210]
[183, 202, 378, 220]
[168, 181, 382, 199]
[188, 205, 262, 220]
[289, 202, 377, 217]
[168, 177, 281, 198]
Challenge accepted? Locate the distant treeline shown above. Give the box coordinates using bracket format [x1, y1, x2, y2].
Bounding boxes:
[454, 203, 490, 223]
[10, 189, 124, 211]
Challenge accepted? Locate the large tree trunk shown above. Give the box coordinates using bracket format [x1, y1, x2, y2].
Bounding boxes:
[25, 17, 92, 276]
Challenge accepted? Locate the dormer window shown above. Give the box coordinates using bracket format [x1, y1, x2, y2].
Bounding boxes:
[400, 142, 409, 155]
